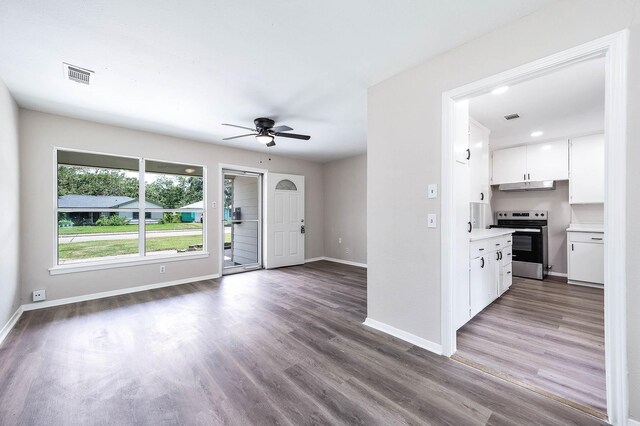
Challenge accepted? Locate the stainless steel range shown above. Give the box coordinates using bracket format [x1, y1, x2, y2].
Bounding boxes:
[490, 210, 549, 280]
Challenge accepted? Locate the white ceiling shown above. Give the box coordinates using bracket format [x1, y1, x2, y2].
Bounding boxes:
[470, 57, 605, 150]
[0, 0, 556, 162]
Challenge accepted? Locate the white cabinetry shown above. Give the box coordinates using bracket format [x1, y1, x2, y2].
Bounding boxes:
[492, 146, 527, 184]
[469, 119, 490, 203]
[568, 230, 604, 285]
[458, 232, 513, 329]
[454, 100, 470, 164]
[570, 133, 604, 204]
[492, 139, 569, 184]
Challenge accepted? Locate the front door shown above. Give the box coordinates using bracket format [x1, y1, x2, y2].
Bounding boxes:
[265, 173, 305, 269]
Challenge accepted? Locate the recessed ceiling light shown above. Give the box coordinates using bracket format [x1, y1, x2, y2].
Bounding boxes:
[530, 131, 544, 137]
[491, 86, 509, 95]
[185, 168, 195, 174]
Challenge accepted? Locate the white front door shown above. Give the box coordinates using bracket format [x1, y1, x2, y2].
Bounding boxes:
[265, 173, 305, 269]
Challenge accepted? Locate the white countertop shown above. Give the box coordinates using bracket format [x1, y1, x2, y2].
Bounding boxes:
[566, 223, 604, 233]
[469, 228, 515, 242]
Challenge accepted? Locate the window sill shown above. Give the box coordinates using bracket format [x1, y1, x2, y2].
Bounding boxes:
[49, 252, 210, 275]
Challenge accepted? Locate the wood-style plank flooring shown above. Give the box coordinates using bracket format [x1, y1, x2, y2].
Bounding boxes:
[0, 262, 605, 425]
[456, 276, 605, 417]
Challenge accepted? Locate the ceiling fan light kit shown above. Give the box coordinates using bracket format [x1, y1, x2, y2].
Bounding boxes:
[222, 117, 310, 147]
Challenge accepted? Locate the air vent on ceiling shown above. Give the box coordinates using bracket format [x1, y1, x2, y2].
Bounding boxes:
[63, 63, 93, 85]
[504, 113, 520, 120]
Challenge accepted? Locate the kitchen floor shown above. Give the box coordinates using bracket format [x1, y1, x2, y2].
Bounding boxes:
[455, 276, 606, 418]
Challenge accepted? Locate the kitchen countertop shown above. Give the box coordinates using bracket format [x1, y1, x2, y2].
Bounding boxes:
[566, 223, 604, 233]
[469, 228, 515, 242]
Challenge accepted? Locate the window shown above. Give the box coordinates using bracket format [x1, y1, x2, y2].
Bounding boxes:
[56, 149, 205, 267]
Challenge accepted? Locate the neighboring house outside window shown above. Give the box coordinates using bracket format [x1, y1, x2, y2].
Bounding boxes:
[56, 149, 205, 267]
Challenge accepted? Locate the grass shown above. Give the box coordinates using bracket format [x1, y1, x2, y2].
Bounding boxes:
[58, 235, 203, 260]
[58, 223, 202, 235]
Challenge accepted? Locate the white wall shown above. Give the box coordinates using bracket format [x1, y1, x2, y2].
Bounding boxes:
[367, 0, 640, 419]
[491, 182, 571, 274]
[0, 78, 20, 331]
[19, 109, 324, 303]
[323, 154, 367, 265]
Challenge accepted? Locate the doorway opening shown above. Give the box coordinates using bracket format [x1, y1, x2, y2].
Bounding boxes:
[222, 169, 263, 275]
[441, 31, 627, 424]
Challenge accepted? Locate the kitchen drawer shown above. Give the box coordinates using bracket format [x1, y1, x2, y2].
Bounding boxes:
[501, 249, 513, 265]
[568, 231, 604, 244]
[501, 235, 513, 247]
[470, 240, 490, 259]
[503, 263, 513, 292]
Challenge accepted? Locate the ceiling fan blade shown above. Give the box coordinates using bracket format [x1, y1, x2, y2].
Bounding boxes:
[275, 132, 310, 140]
[266, 141, 276, 147]
[271, 125, 293, 132]
[222, 133, 256, 141]
[222, 123, 256, 132]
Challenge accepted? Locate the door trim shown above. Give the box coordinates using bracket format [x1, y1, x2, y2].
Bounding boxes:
[218, 164, 268, 276]
[441, 31, 628, 425]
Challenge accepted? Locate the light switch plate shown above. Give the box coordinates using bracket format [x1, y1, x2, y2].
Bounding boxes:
[428, 184, 438, 199]
[211, 201, 217, 209]
[428, 214, 437, 228]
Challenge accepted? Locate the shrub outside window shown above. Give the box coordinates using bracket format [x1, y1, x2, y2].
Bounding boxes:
[56, 149, 205, 266]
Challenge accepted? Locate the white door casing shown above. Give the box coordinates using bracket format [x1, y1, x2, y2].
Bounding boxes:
[265, 173, 305, 269]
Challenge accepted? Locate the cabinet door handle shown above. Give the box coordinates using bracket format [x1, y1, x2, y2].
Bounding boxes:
[466, 149, 471, 160]
[571, 243, 574, 251]
[500, 252, 503, 260]
[496, 252, 501, 261]
[528, 173, 530, 180]
[480, 192, 484, 201]
[524, 173, 526, 181]
[591, 237, 603, 241]
[480, 257, 485, 268]
[468, 222, 472, 233]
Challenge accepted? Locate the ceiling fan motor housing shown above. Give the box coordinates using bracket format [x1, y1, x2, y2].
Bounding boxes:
[254, 117, 275, 130]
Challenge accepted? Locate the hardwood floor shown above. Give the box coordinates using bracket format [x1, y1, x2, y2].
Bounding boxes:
[456, 276, 606, 418]
[0, 262, 605, 425]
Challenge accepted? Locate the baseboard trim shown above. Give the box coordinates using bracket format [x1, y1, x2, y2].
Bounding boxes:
[363, 317, 442, 355]
[628, 417, 640, 426]
[547, 271, 568, 278]
[0, 306, 24, 346]
[304, 256, 367, 268]
[22, 273, 221, 312]
[324, 257, 367, 268]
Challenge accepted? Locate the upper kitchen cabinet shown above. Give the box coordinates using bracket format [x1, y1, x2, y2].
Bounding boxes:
[491, 146, 527, 184]
[469, 119, 490, 203]
[570, 133, 604, 204]
[491, 139, 568, 185]
[453, 100, 470, 164]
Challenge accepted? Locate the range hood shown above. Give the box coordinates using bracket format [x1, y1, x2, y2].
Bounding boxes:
[498, 180, 556, 191]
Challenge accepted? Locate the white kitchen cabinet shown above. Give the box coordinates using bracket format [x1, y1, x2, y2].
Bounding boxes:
[492, 146, 527, 184]
[570, 133, 604, 204]
[568, 231, 604, 285]
[469, 119, 490, 203]
[470, 255, 496, 317]
[453, 160, 471, 330]
[491, 139, 568, 184]
[453, 99, 470, 164]
[526, 139, 569, 181]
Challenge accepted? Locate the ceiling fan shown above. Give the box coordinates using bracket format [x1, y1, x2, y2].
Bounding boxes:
[222, 117, 311, 147]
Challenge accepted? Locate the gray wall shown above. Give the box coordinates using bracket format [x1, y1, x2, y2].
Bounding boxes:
[19, 109, 324, 303]
[367, 0, 640, 419]
[491, 182, 571, 274]
[0, 79, 20, 331]
[231, 175, 259, 265]
[323, 154, 367, 265]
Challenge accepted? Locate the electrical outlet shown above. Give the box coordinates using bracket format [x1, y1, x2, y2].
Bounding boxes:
[428, 214, 437, 228]
[32, 289, 46, 302]
[338, 237, 342, 244]
[211, 201, 217, 209]
[345, 247, 350, 254]
[159, 265, 166, 274]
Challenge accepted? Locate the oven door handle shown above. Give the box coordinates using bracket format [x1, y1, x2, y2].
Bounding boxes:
[513, 228, 542, 233]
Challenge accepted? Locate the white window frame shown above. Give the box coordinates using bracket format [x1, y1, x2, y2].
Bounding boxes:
[50, 147, 208, 275]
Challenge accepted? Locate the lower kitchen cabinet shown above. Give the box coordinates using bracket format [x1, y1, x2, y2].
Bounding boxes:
[470, 255, 496, 317]
[567, 230, 604, 285]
